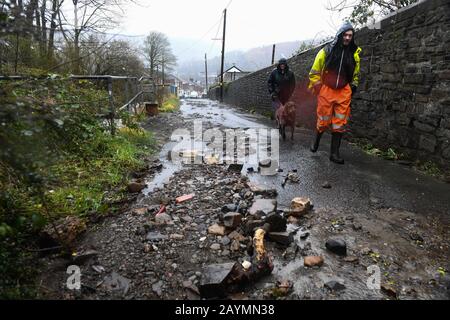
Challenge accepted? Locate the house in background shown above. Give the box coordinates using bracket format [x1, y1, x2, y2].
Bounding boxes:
[216, 65, 250, 83]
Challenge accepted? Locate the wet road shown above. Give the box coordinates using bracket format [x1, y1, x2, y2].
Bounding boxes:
[174, 98, 450, 217]
[144, 98, 450, 299]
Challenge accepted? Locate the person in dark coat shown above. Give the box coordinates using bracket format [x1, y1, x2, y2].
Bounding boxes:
[268, 58, 296, 117]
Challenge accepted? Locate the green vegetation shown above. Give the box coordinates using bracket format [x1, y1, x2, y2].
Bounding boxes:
[159, 94, 181, 113]
[352, 139, 403, 160]
[0, 75, 155, 299]
[351, 138, 446, 180]
[417, 161, 443, 178]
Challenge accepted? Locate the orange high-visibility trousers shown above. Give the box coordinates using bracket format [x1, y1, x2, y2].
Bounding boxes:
[316, 84, 352, 133]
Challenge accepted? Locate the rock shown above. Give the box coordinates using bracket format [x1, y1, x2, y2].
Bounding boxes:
[322, 181, 332, 189]
[223, 212, 243, 229]
[344, 256, 359, 263]
[198, 262, 237, 298]
[210, 243, 221, 250]
[102, 272, 131, 296]
[228, 231, 246, 242]
[264, 212, 287, 232]
[267, 232, 293, 246]
[170, 233, 184, 240]
[242, 261, 252, 270]
[299, 231, 310, 240]
[230, 239, 240, 251]
[221, 204, 237, 213]
[326, 239, 347, 256]
[152, 280, 163, 297]
[246, 182, 278, 197]
[208, 223, 226, 236]
[221, 249, 230, 256]
[290, 197, 312, 216]
[325, 281, 346, 292]
[146, 231, 168, 242]
[41, 216, 86, 246]
[259, 159, 272, 167]
[227, 164, 243, 172]
[183, 280, 200, 295]
[286, 172, 299, 183]
[249, 199, 277, 216]
[143, 243, 152, 253]
[220, 236, 231, 246]
[132, 207, 148, 215]
[72, 249, 98, 265]
[352, 223, 363, 231]
[155, 212, 173, 224]
[271, 280, 293, 297]
[92, 265, 105, 273]
[409, 232, 424, 242]
[300, 242, 313, 257]
[304, 256, 324, 267]
[128, 181, 146, 193]
[181, 216, 193, 223]
[287, 216, 299, 224]
[381, 284, 397, 298]
[244, 219, 264, 235]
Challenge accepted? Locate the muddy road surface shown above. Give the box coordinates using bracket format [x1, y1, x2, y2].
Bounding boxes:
[38, 99, 450, 300]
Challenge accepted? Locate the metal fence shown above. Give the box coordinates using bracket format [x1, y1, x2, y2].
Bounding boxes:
[0, 74, 156, 134]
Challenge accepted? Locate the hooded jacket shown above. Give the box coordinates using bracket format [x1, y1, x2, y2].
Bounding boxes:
[308, 22, 361, 92]
[268, 58, 296, 104]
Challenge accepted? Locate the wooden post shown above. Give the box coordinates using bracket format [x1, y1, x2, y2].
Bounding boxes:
[107, 78, 115, 135]
[271, 44, 276, 65]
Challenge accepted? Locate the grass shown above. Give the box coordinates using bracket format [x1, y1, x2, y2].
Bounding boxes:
[0, 126, 156, 299]
[354, 139, 403, 161]
[46, 127, 155, 218]
[416, 160, 442, 178]
[159, 94, 180, 113]
[351, 138, 447, 180]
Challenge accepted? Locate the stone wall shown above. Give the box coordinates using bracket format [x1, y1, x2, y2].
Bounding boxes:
[208, 0, 450, 168]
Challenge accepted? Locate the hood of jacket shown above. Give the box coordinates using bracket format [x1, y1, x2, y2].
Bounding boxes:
[326, 21, 357, 54]
[276, 58, 290, 72]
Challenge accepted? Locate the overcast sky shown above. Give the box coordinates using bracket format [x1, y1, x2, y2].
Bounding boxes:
[116, 0, 352, 52]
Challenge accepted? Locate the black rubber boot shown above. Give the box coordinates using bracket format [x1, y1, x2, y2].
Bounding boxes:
[310, 131, 324, 152]
[330, 132, 344, 164]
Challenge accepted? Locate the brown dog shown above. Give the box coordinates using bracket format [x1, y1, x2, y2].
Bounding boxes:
[276, 101, 296, 140]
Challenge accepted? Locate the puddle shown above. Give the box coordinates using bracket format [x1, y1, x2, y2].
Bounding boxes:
[143, 99, 280, 195]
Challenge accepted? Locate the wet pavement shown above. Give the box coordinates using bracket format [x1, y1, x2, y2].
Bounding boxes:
[139, 98, 450, 299]
[37, 98, 450, 300]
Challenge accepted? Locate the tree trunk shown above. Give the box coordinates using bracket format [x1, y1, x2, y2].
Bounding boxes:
[73, 29, 80, 74]
[47, 0, 59, 64]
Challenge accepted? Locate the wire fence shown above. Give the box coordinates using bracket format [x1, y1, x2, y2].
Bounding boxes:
[0, 74, 157, 135]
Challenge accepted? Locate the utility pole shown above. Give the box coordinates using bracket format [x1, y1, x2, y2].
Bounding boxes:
[205, 53, 208, 92]
[271, 44, 276, 65]
[220, 8, 227, 102]
[162, 55, 165, 87]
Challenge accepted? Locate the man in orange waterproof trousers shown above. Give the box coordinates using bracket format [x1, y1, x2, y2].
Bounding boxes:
[308, 21, 362, 164]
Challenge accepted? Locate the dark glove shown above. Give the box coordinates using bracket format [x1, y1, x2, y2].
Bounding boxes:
[351, 85, 357, 95]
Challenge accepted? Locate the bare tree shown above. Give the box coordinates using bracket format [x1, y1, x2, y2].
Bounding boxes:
[327, 0, 418, 27]
[143, 31, 177, 81]
[81, 35, 144, 76]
